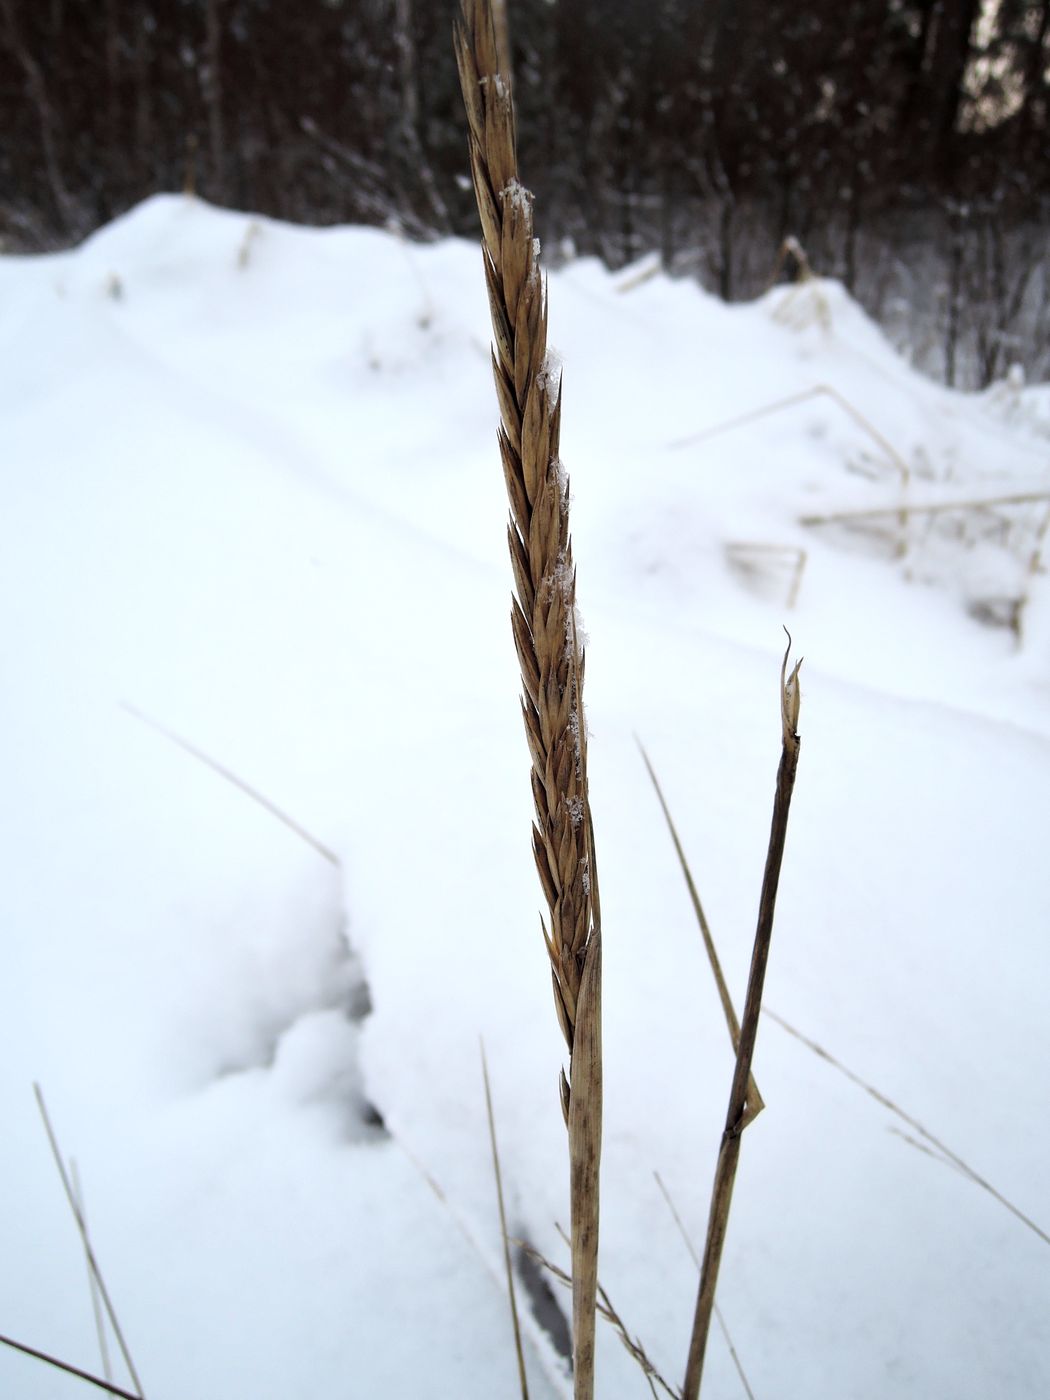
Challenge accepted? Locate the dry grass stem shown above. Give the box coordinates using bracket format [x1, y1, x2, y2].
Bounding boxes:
[480, 1041, 530, 1400]
[637, 741, 763, 1123]
[455, 2, 602, 1393]
[800, 488, 1050, 527]
[615, 254, 663, 294]
[34, 1085, 146, 1398]
[669, 385, 908, 488]
[766, 236, 814, 288]
[0, 1332, 142, 1400]
[652, 1173, 757, 1400]
[120, 702, 340, 868]
[71, 1159, 114, 1386]
[682, 639, 802, 1400]
[517, 1231, 679, 1400]
[652, 629, 1045, 1382]
[670, 384, 910, 553]
[763, 1009, 1050, 1248]
[724, 542, 807, 610]
[1015, 499, 1050, 644]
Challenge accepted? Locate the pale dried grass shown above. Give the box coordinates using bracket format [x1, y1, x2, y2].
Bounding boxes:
[454, 3, 602, 1395]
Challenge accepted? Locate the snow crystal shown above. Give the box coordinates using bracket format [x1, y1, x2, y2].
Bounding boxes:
[553, 455, 569, 499]
[552, 550, 590, 662]
[536, 349, 563, 406]
[501, 177, 532, 219]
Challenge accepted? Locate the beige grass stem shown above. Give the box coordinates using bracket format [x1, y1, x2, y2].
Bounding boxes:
[637, 740, 763, 1124]
[480, 1041, 530, 1399]
[682, 640, 802, 1400]
[455, 3, 603, 1395]
[800, 488, 1050, 527]
[669, 385, 908, 490]
[670, 384, 911, 555]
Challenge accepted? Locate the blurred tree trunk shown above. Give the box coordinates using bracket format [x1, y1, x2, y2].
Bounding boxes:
[925, 0, 981, 164]
[0, 0, 76, 231]
[203, 0, 225, 199]
[393, 0, 449, 232]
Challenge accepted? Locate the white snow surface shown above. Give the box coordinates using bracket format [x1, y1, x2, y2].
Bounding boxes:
[2, 195, 1048, 1399]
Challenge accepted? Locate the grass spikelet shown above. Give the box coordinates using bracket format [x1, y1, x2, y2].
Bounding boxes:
[454, 4, 602, 1394]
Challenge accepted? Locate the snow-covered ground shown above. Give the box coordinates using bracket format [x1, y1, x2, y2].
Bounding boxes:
[2, 194, 1048, 1399]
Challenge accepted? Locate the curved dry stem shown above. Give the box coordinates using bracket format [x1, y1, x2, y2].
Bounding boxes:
[682, 640, 802, 1400]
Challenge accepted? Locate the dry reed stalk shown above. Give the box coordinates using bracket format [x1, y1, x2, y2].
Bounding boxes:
[0, 1332, 142, 1400]
[682, 640, 801, 1400]
[454, 3, 602, 1396]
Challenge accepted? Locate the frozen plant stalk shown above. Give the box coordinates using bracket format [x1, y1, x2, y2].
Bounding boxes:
[454, 4, 603, 1397]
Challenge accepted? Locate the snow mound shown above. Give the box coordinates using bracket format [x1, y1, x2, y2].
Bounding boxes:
[1, 197, 1047, 1399]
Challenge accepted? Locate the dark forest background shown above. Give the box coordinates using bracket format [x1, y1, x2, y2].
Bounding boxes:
[2, 0, 1048, 387]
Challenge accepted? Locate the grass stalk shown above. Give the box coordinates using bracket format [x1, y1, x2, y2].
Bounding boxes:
[71, 1159, 114, 1386]
[454, 5, 602, 1393]
[518, 1229, 678, 1400]
[724, 543, 807, 611]
[653, 1173, 756, 1400]
[1015, 499, 1050, 645]
[681, 640, 802, 1400]
[480, 1041, 530, 1400]
[120, 702, 339, 869]
[670, 384, 911, 555]
[34, 1085, 147, 1399]
[762, 1009, 1050, 1248]
[0, 1333, 141, 1400]
[800, 488, 1050, 527]
[649, 713, 1048, 1274]
[669, 384, 909, 491]
[637, 741, 763, 1124]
